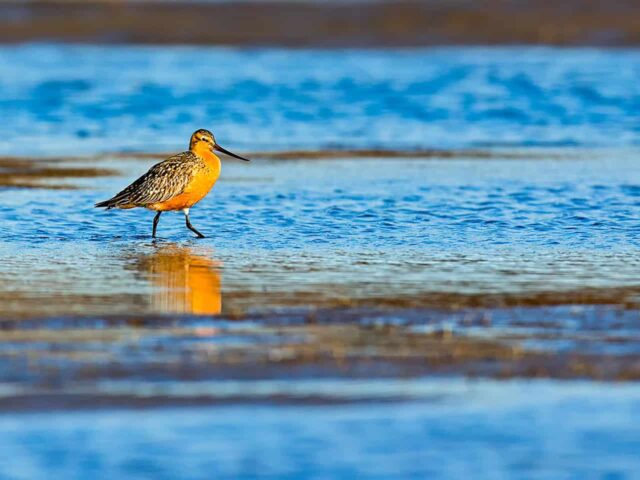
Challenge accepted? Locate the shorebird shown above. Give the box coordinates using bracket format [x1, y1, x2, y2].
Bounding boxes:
[95, 129, 250, 238]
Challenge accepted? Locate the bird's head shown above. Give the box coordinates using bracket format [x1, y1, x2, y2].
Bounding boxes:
[189, 129, 250, 162]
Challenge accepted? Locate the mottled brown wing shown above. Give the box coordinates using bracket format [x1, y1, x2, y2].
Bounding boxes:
[100, 152, 199, 208]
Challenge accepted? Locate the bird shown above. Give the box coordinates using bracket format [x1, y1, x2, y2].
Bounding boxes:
[95, 129, 250, 238]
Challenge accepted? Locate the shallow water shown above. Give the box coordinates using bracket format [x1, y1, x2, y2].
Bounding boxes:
[2, 45, 640, 478]
[1, 152, 640, 318]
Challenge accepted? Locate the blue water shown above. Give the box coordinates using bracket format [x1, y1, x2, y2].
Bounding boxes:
[5, 154, 640, 247]
[2, 380, 640, 480]
[3, 45, 640, 155]
[2, 45, 640, 479]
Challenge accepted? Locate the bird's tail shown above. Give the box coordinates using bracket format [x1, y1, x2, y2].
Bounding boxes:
[95, 195, 134, 209]
[95, 198, 116, 209]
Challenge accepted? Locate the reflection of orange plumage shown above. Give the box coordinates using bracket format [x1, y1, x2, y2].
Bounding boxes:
[139, 244, 222, 315]
[95, 129, 250, 238]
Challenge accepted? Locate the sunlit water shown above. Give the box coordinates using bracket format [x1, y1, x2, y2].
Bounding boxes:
[2, 45, 640, 478]
[1, 154, 639, 317]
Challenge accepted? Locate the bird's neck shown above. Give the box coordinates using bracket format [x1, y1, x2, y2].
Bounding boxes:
[191, 145, 221, 171]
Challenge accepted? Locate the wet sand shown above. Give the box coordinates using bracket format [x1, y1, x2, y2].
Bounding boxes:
[2, 0, 640, 46]
[2, 303, 640, 412]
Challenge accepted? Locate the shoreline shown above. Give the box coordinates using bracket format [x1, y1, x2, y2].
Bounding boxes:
[2, 1, 640, 47]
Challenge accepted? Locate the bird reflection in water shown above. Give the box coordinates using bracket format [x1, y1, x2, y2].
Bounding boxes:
[136, 243, 222, 315]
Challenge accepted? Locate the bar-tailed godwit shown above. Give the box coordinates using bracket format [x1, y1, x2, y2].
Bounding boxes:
[95, 129, 250, 238]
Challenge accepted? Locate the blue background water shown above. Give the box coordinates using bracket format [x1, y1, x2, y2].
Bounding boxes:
[3, 45, 640, 155]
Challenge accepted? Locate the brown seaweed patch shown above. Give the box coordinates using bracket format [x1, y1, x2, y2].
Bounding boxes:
[0, 156, 117, 189]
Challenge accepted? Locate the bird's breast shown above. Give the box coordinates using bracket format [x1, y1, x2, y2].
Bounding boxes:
[150, 156, 220, 211]
[183, 163, 220, 201]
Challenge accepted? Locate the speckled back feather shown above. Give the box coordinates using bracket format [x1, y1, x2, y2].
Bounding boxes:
[95, 151, 209, 209]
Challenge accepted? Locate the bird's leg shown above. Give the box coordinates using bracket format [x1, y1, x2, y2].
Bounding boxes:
[152, 211, 162, 238]
[184, 208, 205, 238]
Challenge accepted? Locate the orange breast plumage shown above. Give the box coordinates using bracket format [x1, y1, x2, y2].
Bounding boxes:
[148, 161, 220, 211]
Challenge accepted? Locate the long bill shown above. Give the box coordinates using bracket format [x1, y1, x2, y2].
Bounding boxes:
[214, 144, 251, 162]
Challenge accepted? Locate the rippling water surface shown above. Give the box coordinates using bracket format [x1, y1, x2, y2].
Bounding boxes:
[2, 45, 640, 479]
[1, 152, 640, 317]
